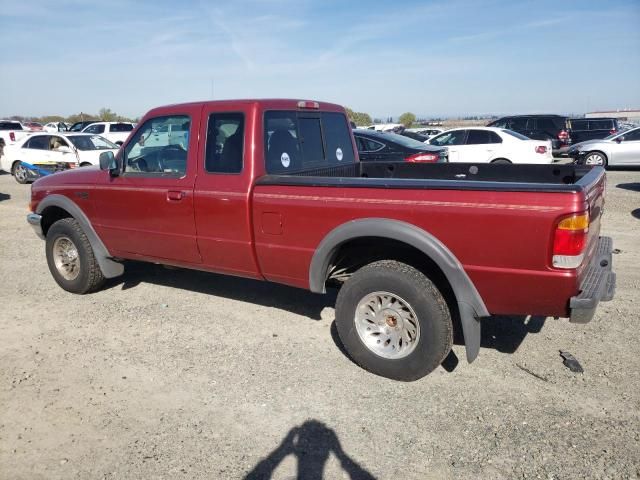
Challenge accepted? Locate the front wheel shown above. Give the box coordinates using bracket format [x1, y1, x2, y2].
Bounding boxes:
[335, 260, 452, 381]
[12, 162, 29, 184]
[583, 151, 608, 167]
[45, 218, 105, 294]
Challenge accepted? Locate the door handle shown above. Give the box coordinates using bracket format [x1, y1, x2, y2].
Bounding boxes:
[167, 190, 184, 201]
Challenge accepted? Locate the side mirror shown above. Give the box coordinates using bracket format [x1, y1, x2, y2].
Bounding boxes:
[615, 137, 623, 143]
[99, 151, 120, 176]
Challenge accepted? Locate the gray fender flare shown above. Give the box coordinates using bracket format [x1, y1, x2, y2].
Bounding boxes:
[36, 194, 124, 279]
[309, 218, 489, 363]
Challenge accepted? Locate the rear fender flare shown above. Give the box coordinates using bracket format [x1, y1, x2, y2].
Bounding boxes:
[309, 218, 489, 362]
[36, 194, 124, 279]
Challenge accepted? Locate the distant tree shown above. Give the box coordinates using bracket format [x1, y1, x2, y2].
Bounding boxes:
[345, 107, 373, 127]
[98, 108, 118, 122]
[398, 112, 416, 128]
[65, 112, 99, 124]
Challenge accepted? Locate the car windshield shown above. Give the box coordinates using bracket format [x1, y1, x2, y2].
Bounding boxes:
[501, 129, 530, 140]
[67, 135, 118, 150]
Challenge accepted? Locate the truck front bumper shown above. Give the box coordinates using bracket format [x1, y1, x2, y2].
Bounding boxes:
[569, 236, 616, 323]
[27, 213, 45, 240]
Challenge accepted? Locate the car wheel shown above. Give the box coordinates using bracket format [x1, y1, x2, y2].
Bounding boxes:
[12, 161, 29, 184]
[335, 260, 452, 381]
[584, 151, 608, 167]
[491, 158, 511, 164]
[45, 218, 106, 294]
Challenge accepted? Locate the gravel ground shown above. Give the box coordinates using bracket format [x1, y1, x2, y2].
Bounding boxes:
[0, 169, 639, 480]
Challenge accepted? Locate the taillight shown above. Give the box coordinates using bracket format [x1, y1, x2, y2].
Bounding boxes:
[552, 212, 589, 268]
[609, 128, 617, 135]
[405, 152, 439, 163]
[558, 130, 568, 140]
[9, 132, 15, 141]
[535, 146, 547, 154]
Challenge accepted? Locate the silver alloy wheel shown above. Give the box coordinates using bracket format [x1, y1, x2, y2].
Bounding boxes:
[354, 291, 420, 359]
[585, 152, 605, 165]
[53, 236, 81, 281]
[14, 164, 28, 183]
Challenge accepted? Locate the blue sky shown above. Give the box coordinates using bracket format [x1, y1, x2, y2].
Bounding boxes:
[0, 0, 638, 119]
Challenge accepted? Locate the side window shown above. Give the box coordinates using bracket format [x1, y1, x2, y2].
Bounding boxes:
[49, 136, 68, 150]
[85, 124, 105, 134]
[431, 130, 466, 146]
[466, 130, 492, 145]
[571, 120, 588, 130]
[110, 123, 134, 133]
[489, 131, 503, 143]
[124, 115, 190, 176]
[589, 120, 611, 130]
[510, 118, 528, 130]
[205, 112, 244, 174]
[537, 118, 556, 131]
[25, 136, 49, 150]
[365, 138, 384, 152]
[355, 136, 367, 152]
[623, 129, 640, 141]
[491, 119, 508, 128]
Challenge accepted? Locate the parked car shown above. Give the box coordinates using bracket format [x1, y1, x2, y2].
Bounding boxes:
[43, 122, 69, 132]
[26, 99, 615, 381]
[1, 133, 119, 183]
[487, 115, 570, 154]
[69, 121, 99, 132]
[567, 118, 619, 145]
[353, 129, 446, 163]
[427, 127, 552, 164]
[81, 122, 135, 145]
[23, 122, 43, 131]
[407, 127, 444, 138]
[568, 126, 640, 167]
[399, 130, 430, 143]
[0, 120, 30, 147]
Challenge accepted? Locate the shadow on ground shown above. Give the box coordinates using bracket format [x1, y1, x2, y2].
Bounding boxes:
[244, 420, 376, 480]
[632, 208, 640, 220]
[106, 261, 336, 320]
[0, 192, 10, 202]
[616, 182, 640, 192]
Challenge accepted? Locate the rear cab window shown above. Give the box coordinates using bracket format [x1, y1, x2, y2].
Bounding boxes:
[264, 111, 354, 173]
[0, 121, 23, 131]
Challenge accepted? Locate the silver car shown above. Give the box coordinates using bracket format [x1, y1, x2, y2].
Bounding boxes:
[569, 126, 640, 167]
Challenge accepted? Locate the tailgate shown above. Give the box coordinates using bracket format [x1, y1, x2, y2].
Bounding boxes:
[579, 167, 607, 273]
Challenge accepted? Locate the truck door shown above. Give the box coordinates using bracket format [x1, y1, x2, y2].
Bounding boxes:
[92, 110, 202, 264]
[192, 105, 262, 278]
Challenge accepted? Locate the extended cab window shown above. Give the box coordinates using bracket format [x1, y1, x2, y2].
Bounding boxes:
[110, 123, 134, 132]
[264, 111, 354, 173]
[124, 115, 190, 176]
[205, 112, 244, 174]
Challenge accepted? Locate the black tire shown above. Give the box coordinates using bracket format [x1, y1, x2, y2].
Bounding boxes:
[335, 260, 452, 381]
[45, 218, 106, 294]
[11, 161, 29, 184]
[491, 158, 511, 164]
[583, 151, 608, 168]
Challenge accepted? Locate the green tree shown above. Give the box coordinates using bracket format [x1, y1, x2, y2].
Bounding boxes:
[98, 108, 118, 122]
[345, 107, 373, 127]
[398, 112, 416, 128]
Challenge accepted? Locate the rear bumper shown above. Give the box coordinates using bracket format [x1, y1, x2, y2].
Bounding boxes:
[569, 236, 616, 323]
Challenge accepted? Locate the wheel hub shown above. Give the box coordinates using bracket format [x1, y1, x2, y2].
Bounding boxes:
[354, 291, 421, 359]
[53, 236, 81, 281]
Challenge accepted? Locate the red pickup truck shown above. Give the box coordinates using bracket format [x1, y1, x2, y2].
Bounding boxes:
[27, 99, 615, 381]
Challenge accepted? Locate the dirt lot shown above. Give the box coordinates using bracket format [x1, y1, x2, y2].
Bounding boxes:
[1, 169, 639, 480]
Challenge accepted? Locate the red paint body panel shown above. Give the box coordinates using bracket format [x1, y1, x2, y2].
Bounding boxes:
[30, 99, 607, 319]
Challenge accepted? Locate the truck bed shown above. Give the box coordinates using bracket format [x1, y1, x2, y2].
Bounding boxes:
[256, 162, 600, 193]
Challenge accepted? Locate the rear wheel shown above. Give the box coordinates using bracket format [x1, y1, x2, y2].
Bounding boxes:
[335, 260, 452, 381]
[12, 161, 29, 184]
[584, 151, 607, 167]
[46, 218, 105, 294]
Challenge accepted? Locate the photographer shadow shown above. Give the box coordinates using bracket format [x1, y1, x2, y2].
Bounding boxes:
[245, 420, 376, 480]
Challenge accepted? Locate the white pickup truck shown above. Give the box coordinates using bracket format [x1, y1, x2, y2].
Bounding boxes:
[81, 122, 134, 145]
[0, 120, 30, 147]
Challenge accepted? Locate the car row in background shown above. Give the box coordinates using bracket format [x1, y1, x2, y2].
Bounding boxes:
[568, 126, 640, 167]
[353, 129, 447, 163]
[0, 133, 119, 183]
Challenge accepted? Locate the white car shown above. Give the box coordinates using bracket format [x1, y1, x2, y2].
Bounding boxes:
[81, 122, 135, 145]
[43, 122, 69, 132]
[428, 127, 553, 164]
[1, 133, 119, 183]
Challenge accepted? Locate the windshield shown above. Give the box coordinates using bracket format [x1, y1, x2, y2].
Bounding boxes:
[501, 129, 530, 140]
[67, 135, 118, 150]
